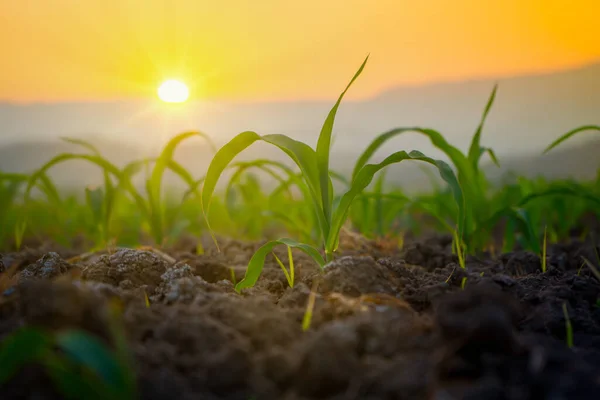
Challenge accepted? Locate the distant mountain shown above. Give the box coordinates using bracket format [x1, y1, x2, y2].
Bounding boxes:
[0, 135, 598, 194]
[1, 60, 598, 192]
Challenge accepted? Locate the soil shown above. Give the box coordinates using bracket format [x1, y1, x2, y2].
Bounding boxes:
[1, 231, 599, 400]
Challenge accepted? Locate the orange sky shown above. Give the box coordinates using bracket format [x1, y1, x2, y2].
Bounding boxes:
[0, 0, 599, 103]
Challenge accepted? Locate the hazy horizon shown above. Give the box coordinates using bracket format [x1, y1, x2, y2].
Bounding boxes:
[1, 59, 599, 194]
[1, 60, 599, 156]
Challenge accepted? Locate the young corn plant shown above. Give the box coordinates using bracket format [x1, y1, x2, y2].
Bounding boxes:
[19, 132, 215, 248]
[0, 172, 29, 249]
[19, 149, 136, 249]
[348, 171, 411, 239]
[145, 131, 216, 245]
[272, 245, 295, 288]
[350, 86, 501, 253]
[223, 159, 311, 240]
[201, 56, 463, 292]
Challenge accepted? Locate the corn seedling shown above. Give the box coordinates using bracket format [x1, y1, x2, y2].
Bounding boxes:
[351, 86, 500, 253]
[272, 245, 295, 288]
[17, 132, 215, 249]
[202, 56, 463, 293]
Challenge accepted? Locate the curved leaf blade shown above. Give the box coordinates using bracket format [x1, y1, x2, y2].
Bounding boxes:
[201, 131, 327, 246]
[467, 84, 498, 166]
[316, 55, 369, 222]
[351, 127, 470, 182]
[0, 327, 53, 383]
[328, 150, 464, 252]
[543, 125, 600, 154]
[235, 238, 325, 293]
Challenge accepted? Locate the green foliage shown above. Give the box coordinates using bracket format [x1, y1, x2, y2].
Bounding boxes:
[146, 131, 216, 244]
[0, 324, 136, 400]
[0, 59, 598, 302]
[543, 125, 600, 155]
[234, 238, 325, 292]
[351, 87, 503, 253]
[272, 245, 295, 288]
[202, 56, 463, 291]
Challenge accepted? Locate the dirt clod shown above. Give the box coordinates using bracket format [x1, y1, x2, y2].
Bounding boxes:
[2, 235, 600, 399]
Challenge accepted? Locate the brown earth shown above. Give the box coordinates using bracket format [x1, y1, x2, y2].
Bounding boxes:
[1, 232, 599, 399]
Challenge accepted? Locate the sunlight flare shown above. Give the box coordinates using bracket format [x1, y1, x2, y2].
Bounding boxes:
[157, 79, 189, 103]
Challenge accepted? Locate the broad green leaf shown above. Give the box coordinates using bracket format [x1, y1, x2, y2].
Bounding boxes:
[0, 327, 53, 383]
[201, 131, 328, 246]
[202, 132, 319, 213]
[316, 55, 369, 223]
[55, 330, 134, 397]
[328, 150, 463, 253]
[42, 353, 113, 400]
[352, 127, 470, 182]
[235, 238, 325, 292]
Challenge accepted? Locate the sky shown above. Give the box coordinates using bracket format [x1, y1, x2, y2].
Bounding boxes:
[0, 0, 599, 103]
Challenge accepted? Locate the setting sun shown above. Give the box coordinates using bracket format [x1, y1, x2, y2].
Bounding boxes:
[157, 80, 189, 103]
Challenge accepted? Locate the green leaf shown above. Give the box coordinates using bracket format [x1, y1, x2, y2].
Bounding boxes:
[147, 131, 214, 244]
[316, 55, 369, 223]
[518, 186, 600, 208]
[0, 327, 53, 383]
[235, 239, 325, 293]
[61, 137, 102, 155]
[201, 131, 327, 247]
[479, 146, 500, 168]
[328, 170, 350, 187]
[478, 207, 540, 253]
[19, 153, 124, 248]
[24, 154, 122, 204]
[42, 353, 110, 400]
[543, 125, 600, 154]
[328, 150, 463, 253]
[62, 137, 116, 239]
[225, 160, 295, 212]
[467, 84, 498, 168]
[55, 330, 134, 398]
[85, 187, 104, 219]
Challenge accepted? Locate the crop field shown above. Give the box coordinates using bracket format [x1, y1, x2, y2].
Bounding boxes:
[1, 57, 600, 399]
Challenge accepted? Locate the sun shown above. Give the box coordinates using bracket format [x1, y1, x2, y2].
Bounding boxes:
[157, 79, 189, 103]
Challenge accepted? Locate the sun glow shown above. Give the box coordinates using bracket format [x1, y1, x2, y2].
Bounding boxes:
[157, 80, 189, 103]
